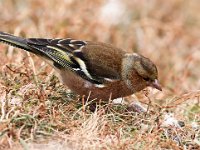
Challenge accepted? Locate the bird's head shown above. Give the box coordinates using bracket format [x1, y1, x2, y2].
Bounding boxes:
[122, 53, 162, 91]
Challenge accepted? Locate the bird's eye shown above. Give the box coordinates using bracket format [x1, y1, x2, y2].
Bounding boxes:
[143, 77, 150, 81]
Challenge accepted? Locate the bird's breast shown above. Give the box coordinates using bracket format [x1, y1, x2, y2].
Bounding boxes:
[56, 69, 146, 101]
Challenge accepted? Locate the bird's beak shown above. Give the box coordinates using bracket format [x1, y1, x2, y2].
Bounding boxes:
[150, 79, 162, 91]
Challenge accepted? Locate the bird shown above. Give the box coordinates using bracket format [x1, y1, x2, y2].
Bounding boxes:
[0, 31, 162, 102]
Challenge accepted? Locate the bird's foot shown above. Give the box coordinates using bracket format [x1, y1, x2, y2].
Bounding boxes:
[127, 101, 147, 113]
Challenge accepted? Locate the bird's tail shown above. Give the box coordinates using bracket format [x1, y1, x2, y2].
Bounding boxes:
[0, 31, 32, 51]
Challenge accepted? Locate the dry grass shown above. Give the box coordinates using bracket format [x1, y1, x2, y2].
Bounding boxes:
[0, 0, 200, 149]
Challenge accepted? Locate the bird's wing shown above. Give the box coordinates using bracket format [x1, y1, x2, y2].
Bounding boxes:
[26, 38, 122, 85]
[80, 41, 124, 80]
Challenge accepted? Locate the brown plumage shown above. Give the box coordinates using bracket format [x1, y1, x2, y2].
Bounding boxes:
[0, 31, 162, 102]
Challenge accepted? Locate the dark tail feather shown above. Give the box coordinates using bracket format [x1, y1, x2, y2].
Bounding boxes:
[0, 31, 57, 67]
[0, 31, 31, 51]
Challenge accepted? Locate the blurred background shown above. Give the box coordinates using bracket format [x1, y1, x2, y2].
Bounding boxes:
[0, 0, 200, 149]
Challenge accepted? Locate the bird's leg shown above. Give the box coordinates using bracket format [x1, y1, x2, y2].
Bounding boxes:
[124, 96, 147, 113]
[111, 96, 146, 113]
[79, 93, 100, 112]
[127, 101, 147, 113]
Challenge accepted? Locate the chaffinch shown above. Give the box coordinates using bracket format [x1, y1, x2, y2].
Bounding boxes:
[0, 31, 162, 101]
